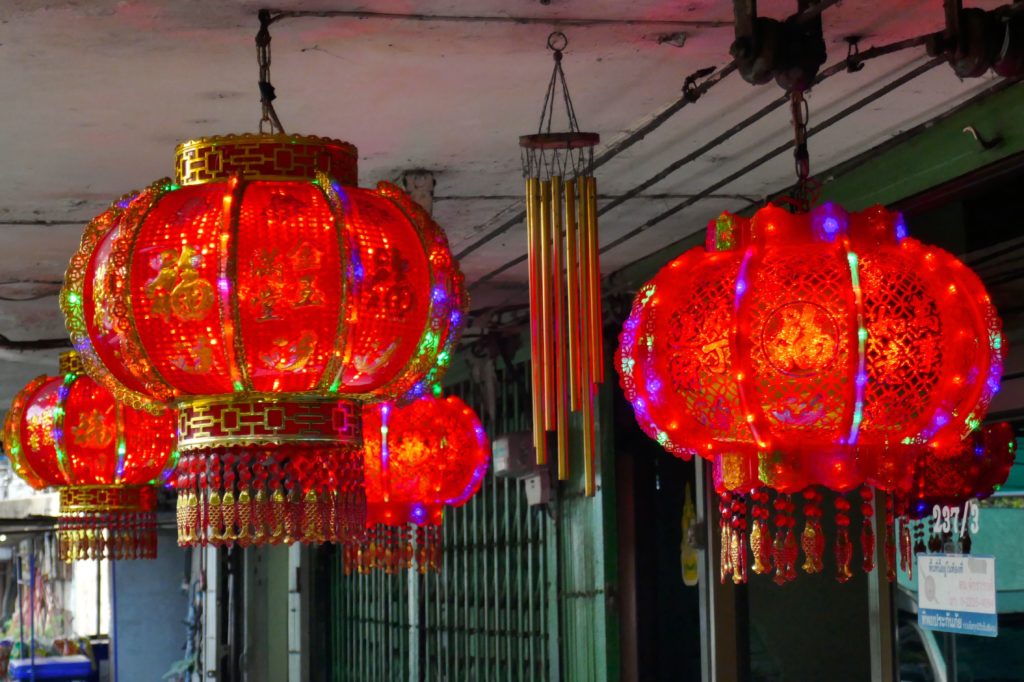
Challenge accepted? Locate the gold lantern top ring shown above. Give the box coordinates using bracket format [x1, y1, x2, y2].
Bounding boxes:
[174, 133, 359, 186]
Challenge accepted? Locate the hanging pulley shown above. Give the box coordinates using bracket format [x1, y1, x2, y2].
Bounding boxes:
[927, 0, 1024, 78]
[729, 0, 827, 91]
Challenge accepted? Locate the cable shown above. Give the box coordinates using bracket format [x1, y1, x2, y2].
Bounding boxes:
[455, 63, 737, 262]
[0, 334, 71, 350]
[469, 36, 942, 289]
[598, 58, 945, 256]
[266, 9, 731, 28]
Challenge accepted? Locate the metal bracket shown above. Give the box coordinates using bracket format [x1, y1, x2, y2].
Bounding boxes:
[927, 0, 1024, 78]
[962, 124, 1004, 150]
[730, 0, 827, 91]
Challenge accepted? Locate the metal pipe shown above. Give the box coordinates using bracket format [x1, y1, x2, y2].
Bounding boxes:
[525, 178, 546, 462]
[539, 180, 556, 434]
[469, 34, 942, 289]
[564, 180, 582, 411]
[456, 62, 738, 263]
[599, 57, 946, 256]
[585, 177, 604, 384]
[270, 9, 730, 28]
[550, 178, 570, 481]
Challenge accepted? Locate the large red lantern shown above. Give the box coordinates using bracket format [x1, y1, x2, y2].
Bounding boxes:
[347, 394, 490, 574]
[3, 352, 177, 560]
[617, 203, 1003, 583]
[61, 134, 466, 547]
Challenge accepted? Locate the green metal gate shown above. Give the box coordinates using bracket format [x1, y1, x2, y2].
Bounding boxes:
[330, 358, 618, 681]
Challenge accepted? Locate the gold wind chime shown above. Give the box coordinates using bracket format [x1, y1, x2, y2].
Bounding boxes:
[520, 32, 603, 496]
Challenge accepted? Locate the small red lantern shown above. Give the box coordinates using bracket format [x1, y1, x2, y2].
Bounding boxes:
[897, 423, 1016, 574]
[618, 203, 1003, 583]
[907, 422, 1016, 514]
[61, 134, 466, 547]
[3, 352, 176, 560]
[347, 394, 489, 574]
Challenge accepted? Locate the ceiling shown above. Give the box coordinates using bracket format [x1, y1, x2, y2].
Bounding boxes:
[0, 0, 1016, 415]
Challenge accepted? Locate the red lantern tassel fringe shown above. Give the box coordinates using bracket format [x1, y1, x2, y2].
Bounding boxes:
[176, 447, 366, 547]
[342, 524, 443, 575]
[58, 510, 157, 562]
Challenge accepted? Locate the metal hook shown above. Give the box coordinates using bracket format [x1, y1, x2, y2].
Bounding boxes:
[845, 36, 865, 73]
[962, 125, 1003, 150]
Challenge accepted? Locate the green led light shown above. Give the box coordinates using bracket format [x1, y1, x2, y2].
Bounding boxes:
[233, 381, 244, 392]
[67, 292, 81, 305]
[431, 383, 442, 398]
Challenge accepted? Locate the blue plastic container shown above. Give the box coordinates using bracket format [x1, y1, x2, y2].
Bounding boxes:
[9, 654, 93, 681]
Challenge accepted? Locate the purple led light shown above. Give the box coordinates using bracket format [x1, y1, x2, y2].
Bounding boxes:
[895, 215, 908, 241]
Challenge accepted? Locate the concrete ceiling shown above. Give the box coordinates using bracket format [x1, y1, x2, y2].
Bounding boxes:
[0, 0, 1015, 414]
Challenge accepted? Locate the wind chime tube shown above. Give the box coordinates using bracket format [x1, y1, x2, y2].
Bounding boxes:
[564, 178, 582, 412]
[550, 177, 570, 481]
[585, 176, 604, 384]
[574, 177, 597, 497]
[526, 178, 547, 464]
[539, 179, 557, 433]
[581, 337, 597, 497]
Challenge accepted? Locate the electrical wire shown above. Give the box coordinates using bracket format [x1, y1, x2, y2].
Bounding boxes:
[597, 57, 945, 257]
[469, 36, 944, 289]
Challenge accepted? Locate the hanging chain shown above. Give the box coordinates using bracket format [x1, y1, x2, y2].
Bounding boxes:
[256, 9, 286, 135]
[790, 89, 813, 211]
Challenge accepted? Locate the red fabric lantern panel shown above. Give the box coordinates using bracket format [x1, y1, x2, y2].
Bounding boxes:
[62, 134, 466, 547]
[348, 395, 489, 574]
[3, 352, 176, 560]
[617, 203, 1004, 584]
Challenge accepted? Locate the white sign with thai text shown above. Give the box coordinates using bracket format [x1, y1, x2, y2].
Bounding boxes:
[918, 553, 997, 638]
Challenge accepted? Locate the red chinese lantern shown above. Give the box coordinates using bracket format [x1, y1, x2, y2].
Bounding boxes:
[897, 422, 1016, 568]
[617, 203, 1004, 583]
[347, 394, 490, 574]
[3, 352, 176, 561]
[907, 422, 1016, 514]
[61, 134, 466, 547]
